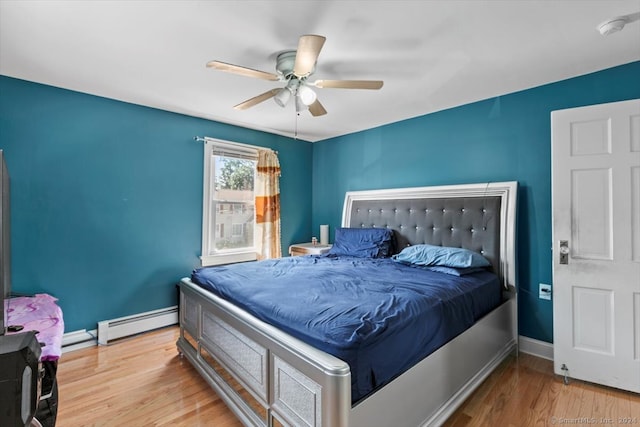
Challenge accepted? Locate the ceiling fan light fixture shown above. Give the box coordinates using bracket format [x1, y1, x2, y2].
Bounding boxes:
[274, 87, 291, 108]
[298, 85, 317, 106]
[295, 96, 308, 113]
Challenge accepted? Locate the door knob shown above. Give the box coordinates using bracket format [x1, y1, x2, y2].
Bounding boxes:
[559, 240, 569, 265]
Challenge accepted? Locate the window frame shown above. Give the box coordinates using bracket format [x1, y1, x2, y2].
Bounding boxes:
[201, 138, 259, 266]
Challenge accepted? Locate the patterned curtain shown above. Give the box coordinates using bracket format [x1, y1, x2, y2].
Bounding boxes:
[255, 149, 282, 259]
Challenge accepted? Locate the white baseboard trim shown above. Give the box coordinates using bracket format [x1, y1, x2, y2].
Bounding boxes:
[518, 335, 553, 360]
[62, 329, 97, 353]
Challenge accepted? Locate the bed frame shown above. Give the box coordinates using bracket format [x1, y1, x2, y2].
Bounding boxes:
[177, 181, 518, 427]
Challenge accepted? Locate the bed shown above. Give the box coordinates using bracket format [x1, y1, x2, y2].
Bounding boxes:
[177, 181, 518, 427]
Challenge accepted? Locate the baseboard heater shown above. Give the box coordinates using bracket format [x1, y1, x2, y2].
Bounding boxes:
[62, 329, 98, 353]
[97, 306, 178, 345]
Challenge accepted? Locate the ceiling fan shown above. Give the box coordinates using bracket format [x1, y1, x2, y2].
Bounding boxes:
[206, 35, 384, 117]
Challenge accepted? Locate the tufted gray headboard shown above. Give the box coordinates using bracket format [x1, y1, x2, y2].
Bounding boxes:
[341, 182, 518, 290]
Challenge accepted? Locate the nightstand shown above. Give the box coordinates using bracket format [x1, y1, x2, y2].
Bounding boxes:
[289, 242, 332, 256]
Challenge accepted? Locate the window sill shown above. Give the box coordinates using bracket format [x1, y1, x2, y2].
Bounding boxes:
[200, 251, 257, 267]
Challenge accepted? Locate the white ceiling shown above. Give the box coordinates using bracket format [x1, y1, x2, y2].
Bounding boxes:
[1, 1, 639, 142]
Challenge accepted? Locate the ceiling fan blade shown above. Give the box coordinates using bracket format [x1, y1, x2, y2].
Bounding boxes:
[293, 35, 326, 77]
[313, 80, 384, 90]
[207, 60, 279, 81]
[234, 89, 280, 110]
[308, 99, 327, 117]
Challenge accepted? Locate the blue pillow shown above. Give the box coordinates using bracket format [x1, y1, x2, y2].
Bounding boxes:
[328, 227, 394, 258]
[423, 265, 487, 276]
[392, 244, 490, 268]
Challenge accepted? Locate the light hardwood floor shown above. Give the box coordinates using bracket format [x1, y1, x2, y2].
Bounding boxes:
[56, 326, 640, 427]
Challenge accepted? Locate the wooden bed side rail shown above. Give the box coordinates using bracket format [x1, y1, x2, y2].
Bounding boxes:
[350, 294, 517, 427]
[178, 279, 352, 427]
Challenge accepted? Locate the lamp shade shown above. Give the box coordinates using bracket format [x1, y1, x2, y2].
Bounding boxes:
[298, 85, 317, 106]
[295, 96, 308, 112]
[274, 88, 291, 107]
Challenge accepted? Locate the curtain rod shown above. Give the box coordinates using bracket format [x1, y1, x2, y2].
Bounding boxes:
[193, 136, 277, 154]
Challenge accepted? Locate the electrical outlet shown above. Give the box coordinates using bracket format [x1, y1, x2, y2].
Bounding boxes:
[539, 283, 552, 300]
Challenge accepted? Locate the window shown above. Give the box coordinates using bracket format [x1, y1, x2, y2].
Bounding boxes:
[201, 138, 259, 266]
[231, 223, 245, 237]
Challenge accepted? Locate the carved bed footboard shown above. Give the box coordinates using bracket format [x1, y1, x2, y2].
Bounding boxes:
[178, 278, 516, 427]
[177, 279, 351, 427]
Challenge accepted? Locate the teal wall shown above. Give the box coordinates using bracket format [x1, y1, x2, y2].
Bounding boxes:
[2, 61, 638, 341]
[311, 61, 640, 343]
[0, 76, 312, 332]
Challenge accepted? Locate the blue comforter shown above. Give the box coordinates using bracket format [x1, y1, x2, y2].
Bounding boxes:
[191, 255, 501, 402]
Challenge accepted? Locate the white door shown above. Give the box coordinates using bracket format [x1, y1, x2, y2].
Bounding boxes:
[552, 98, 640, 393]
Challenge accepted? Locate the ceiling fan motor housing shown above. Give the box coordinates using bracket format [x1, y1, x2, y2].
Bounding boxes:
[276, 50, 315, 78]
